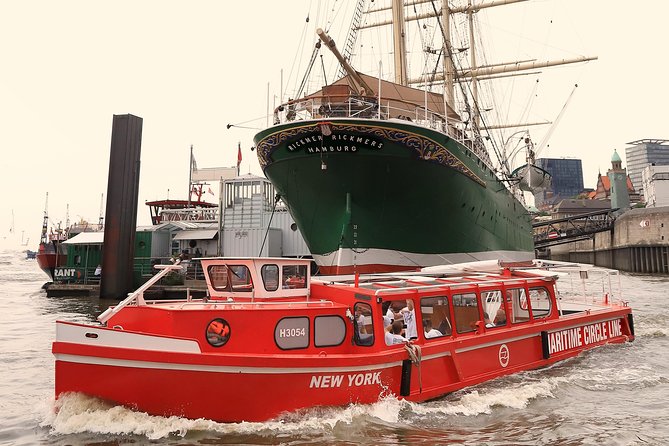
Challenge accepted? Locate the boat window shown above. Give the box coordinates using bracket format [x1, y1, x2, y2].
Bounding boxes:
[482, 290, 507, 328]
[206, 318, 231, 347]
[282, 264, 307, 289]
[420, 296, 451, 339]
[452, 292, 479, 334]
[207, 264, 253, 292]
[314, 316, 346, 347]
[383, 298, 418, 340]
[507, 288, 531, 324]
[275, 317, 310, 350]
[529, 287, 551, 319]
[261, 264, 279, 291]
[353, 302, 374, 346]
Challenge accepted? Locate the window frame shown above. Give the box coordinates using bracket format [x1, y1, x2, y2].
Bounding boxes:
[274, 316, 310, 350]
[314, 315, 347, 347]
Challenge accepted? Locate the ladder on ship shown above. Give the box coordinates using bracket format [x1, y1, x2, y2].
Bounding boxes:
[337, 0, 367, 80]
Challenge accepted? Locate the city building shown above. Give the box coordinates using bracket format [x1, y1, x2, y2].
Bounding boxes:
[625, 139, 669, 199]
[533, 158, 584, 209]
[642, 164, 669, 208]
[592, 150, 639, 207]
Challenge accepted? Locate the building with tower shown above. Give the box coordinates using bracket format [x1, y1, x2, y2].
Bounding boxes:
[593, 150, 638, 206]
[625, 139, 669, 199]
[608, 149, 630, 210]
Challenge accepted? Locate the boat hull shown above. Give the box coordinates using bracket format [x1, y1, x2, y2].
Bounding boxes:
[53, 311, 633, 422]
[255, 119, 534, 273]
[36, 242, 66, 280]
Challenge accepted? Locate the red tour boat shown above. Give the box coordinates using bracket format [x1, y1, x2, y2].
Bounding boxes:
[53, 257, 634, 422]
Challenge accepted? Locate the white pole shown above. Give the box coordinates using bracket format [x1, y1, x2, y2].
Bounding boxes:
[378, 61, 382, 119]
[266, 82, 270, 127]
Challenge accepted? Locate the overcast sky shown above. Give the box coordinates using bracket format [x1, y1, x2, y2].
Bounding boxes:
[1, 0, 667, 248]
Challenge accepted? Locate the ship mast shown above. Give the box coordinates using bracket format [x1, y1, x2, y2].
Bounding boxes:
[40, 193, 49, 246]
[391, 0, 408, 85]
[316, 28, 374, 95]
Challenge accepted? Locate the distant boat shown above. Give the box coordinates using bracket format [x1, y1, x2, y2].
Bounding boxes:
[36, 221, 67, 281]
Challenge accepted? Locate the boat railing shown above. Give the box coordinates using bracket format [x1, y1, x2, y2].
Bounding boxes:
[173, 299, 336, 310]
[98, 262, 184, 324]
[159, 207, 218, 222]
[273, 95, 473, 145]
[349, 276, 536, 296]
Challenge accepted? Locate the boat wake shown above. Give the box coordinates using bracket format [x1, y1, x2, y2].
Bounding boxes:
[41, 377, 567, 441]
[43, 393, 408, 441]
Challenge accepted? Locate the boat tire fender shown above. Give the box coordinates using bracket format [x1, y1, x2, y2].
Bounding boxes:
[627, 313, 635, 338]
[541, 331, 550, 360]
[400, 359, 412, 397]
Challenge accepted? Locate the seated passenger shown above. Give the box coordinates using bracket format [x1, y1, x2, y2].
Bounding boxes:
[381, 302, 393, 328]
[484, 312, 495, 328]
[438, 318, 452, 336]
[495, 307, 507, 326]
[423, 319, 442, 339]
[385, 320, 407, 346]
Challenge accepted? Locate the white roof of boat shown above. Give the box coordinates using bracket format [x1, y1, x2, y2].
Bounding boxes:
[173, 229, 218, 240]
[63, 232, 104, 245]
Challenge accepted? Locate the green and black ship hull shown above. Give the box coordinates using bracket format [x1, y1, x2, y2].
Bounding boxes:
[255, 118, 534, 274]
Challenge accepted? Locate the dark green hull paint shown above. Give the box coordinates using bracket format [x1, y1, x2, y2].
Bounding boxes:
[254, 119, 533, 260]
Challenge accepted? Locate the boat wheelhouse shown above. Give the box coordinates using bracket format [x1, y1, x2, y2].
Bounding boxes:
[53, 257, 633, 422]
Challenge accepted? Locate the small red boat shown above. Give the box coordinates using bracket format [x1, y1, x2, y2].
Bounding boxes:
[36, 229, 67, 281]
[53, 257, 634, 422]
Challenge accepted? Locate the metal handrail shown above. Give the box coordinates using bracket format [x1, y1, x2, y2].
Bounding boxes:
[176, 299, 336, 310]
[98, 262, 183, 324]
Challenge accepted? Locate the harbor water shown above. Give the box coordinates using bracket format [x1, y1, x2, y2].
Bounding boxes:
[1, 248, 667, 445]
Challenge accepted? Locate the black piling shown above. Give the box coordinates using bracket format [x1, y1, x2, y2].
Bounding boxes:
[100, 114, 143, 300]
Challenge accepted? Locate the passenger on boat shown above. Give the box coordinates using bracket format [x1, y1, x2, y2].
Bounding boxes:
[385, 320, 407, 345]
[381, 302, 393, 327]
[423, 319, 442, 339]
[400, 299, 418, 340]
[494, 308, 507, 326]
[386, 301, 403, 321]
[355, 308, 368, 334]
[484, 312, 495, 328]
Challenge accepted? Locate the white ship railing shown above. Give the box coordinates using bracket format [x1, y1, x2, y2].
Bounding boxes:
[272, 95, 486, 158]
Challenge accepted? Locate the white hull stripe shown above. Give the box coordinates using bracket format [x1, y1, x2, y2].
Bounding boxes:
[314, 248, 534, 269]
[55, 353, 403, 374]
[454, 333, 538, 353]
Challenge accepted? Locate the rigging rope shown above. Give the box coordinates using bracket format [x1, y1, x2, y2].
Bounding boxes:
[259, 194, 282, 256]
[536, 83, 578, 156]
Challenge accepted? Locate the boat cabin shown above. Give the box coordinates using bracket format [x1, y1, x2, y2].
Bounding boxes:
[200, 257, 311, 300]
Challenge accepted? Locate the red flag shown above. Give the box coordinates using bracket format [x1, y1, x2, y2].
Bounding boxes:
[237, 143, 242, 167]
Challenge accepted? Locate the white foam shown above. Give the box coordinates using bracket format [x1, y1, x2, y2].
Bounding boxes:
[42, 392, 411, 440]
[410, 376, 564, 417]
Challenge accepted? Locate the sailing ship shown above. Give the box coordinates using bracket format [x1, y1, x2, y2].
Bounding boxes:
[253, 0, 593, 274]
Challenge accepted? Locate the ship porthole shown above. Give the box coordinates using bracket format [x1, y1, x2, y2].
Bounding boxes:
[206, 318, 231, 347]
[290, 223, 298, 231]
